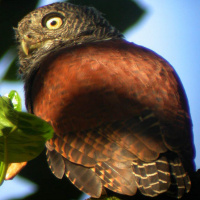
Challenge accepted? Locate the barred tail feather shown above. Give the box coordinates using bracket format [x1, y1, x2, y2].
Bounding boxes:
[132, 155, 191, 198]
[132, 156, 170, 197]
[167, 157, 191, 198]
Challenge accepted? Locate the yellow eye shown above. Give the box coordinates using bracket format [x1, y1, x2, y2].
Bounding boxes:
[46, 17, 63, 29]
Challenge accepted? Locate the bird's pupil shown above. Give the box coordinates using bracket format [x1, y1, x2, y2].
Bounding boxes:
[51, 21, 57, 26]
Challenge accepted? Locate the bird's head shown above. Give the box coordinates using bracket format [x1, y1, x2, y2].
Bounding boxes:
[15, 2, 122, 78]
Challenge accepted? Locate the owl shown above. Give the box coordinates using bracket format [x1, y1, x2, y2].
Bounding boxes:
[15, 2, 195, 199]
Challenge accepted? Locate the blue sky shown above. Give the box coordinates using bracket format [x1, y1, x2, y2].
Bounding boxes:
[0, 0, 199, 199]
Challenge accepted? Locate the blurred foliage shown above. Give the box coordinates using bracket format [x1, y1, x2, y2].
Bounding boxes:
[0, 0, 145, 82]
[0, 0, 146, 199]
[0, 0, 39, 81]
[2, 57, 18, 82]
[68, 0, 144, 33]
[0, 0, 38, 58]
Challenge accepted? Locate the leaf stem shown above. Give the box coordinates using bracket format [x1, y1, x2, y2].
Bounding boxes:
[0, 135, 8, 185]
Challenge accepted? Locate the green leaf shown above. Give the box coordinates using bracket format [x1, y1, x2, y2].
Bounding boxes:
[0, 128, 8, 186]
[0, 94, 54, 163]
[8, 90, 22, 111]
[0, 161, 8, 186]
[0, 97, 16, 130]
[0, 91, 53, 185]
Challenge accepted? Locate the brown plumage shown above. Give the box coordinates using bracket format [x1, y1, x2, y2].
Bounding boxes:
[16, 2, 195, 198]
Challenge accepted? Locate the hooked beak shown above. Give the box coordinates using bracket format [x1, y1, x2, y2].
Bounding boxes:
[21, 39, 29, 56]
[21, 38, 43, 56]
